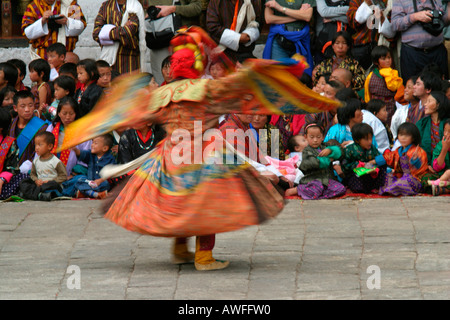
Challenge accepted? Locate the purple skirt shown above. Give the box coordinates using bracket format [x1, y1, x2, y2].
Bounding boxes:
[297, 179, 346, 200]
[0, 173, 29, 200]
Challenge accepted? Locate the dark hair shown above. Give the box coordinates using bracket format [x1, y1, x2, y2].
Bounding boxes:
[371, 45, 390, 65]
[418, 71, 442, 92]
[96, 60, 111, 69]
[53, 96, 80, 126]
[441, 80, 450, 93]
[29, 59, 51, 82]
[0, 86, 17, 106]
[335, 87, 358, 102]
[444, 118, 450, 128]
[58, 63, 77, 79]
[161, 55, 172, 70]
[35, 131, 56, 146]
[327, 80, 346, 92]
[13, 90, 35, 106]
[429, 91, 450, 121]
[0, 107, 12, 134]
[54, 75, 76, 97]
[0, 62, 19, 87]
[366, 99, 386, 115]
[337, 98, 362, 125]
[351, 123, 374, 142]
[7, 59, 27, 79]
[47, 42, 67, 56]
[422, 62, 442, 79]
[397, 122, 421, 145]
[98, 133, 114, 149]
[304, 122, 324, 135]
[77, 59, 100, 81]
[286, 134, 300, 152]
[300, 72, 313, 89]
[332, 31, 352, 50]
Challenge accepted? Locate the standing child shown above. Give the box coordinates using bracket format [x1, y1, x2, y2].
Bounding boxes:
[19, 131, 67, 201]
[45, 75, 76, 121]
[379, 123, 428, 196]
[342, 123, 387, 194]
[29, 59, 52, 116]
[63, 134, 116, 199]
[47, 43, 66, 81]
[285, 123, 346, 199]
[364, 45, 404, 127]
[75, 59, 103, 116]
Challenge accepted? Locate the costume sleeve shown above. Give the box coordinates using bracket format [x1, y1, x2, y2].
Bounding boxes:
[65, 2, 87, 37]
[3, 141, 20, 176]
[346, 0, 364, 30]
[382, 149, 397, 168]
[206, 0, 226, 45]
[54, 161, 68, 184]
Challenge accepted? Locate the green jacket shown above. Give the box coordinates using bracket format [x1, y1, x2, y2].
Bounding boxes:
[299, 143, 342, 186]
[416, 116, 448, 165]
[147, 0, 202, 26]
[432, 141, 450, 175]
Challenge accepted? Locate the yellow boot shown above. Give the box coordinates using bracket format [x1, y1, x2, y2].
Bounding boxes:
[194, 236, 229, 271]
[172, 237, 194, 264]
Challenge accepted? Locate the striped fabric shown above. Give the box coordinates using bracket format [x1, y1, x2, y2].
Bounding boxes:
[347, 0, 385, 46]
[21, 0, 86, 59]
[406, 102, 424, 124]
[92, 0, 141, 74]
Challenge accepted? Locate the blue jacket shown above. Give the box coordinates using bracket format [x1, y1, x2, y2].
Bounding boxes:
[78, 150, 116, 181]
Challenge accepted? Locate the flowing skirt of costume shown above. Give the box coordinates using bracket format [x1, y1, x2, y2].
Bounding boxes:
[103, 144, 285, 238]
[379, 156, 423, 196]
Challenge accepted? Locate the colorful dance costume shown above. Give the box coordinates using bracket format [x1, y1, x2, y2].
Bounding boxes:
[379, 144, 428, 196]
[59, 27, 341, 269]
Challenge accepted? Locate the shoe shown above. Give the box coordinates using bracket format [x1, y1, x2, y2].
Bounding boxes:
[97, 191, 108, 199]
[432, 184, 442, 196]
[172, 251, 195, 265]
[74, 190, 85, 199]
[195, 259, 229, 271]
[38, 192, 52, 201]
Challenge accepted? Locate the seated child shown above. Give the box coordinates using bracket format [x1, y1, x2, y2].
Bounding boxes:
[96, 60, 113, 95]
[342, 123, 387, 194]
[379, 123, 428, 196]
[45, 75, 76, 121]
[285, 123, 346, 199]
[427, 119, 450, 195]
[19, 131, 67, 201]
[63, 134, 116, 199]
[47, 42, 66, 81]
[365, 99, 393, 150]
[0, 108, 27, 200]
[265, 134, 308, 184]
[0, 86, 16, 108]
